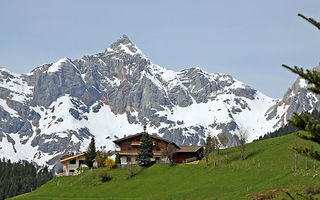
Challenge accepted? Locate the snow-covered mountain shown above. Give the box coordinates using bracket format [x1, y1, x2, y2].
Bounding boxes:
[0, 35, 317, 170]
[265, 64, 320, 128]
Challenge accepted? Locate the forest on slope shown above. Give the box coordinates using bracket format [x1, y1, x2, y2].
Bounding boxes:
[0, 159, 53, 200]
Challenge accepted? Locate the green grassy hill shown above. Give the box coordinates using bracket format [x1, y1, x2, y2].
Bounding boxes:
[12, 133, 320, 200]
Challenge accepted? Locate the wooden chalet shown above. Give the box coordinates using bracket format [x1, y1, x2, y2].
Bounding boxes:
[60, 153, 87, 176]
[113, 132, 203, 165]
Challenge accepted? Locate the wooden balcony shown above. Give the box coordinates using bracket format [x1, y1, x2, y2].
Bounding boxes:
[130, 141, 156, 146]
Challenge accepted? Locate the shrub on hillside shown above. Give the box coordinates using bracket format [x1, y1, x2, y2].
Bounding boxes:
[98, 170, 112, 182]
[104, 158, 115, 168]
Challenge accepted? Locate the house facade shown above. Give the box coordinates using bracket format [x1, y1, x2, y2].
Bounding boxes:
[60, 153, 87, 176]
[113, 133, 179, 165]
[113, 132, 203, 165]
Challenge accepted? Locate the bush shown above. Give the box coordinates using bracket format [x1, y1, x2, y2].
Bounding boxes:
[98, 170, 112, 182]
[252, 189, 279, 200]
[105, 158, 115, 168]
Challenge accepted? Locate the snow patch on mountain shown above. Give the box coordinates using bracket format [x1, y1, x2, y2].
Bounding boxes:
[0, 68, 33, 102]
[0, 99, 19, 117]
[299, 79, 308, 88]
[48, 58, 69, 73]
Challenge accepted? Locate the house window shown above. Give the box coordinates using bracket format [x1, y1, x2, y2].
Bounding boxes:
[70, 159, 76, 164]
[128, 147, 132, 151]
[127, 157, 131, 163]
[136, 138, 140, 141]
[156, 147, 160, 151]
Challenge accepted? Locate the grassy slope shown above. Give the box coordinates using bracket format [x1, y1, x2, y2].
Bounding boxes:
[13, 133, 320, 200]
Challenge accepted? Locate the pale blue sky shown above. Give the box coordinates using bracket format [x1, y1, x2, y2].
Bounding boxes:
[0, 0, 319, 98]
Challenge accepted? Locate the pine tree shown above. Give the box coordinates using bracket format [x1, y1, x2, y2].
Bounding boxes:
[85, 137, 97, 168]
[283, 14, 320, 161]
[136, 126, 153, 167]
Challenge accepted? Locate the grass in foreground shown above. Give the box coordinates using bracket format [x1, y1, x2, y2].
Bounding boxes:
[12, 133, 320, 200]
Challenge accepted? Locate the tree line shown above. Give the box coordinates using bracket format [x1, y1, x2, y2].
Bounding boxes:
[0, 158, 53, 200]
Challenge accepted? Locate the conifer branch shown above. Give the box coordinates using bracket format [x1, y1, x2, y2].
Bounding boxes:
[298, 13, 320, 30]
[283, 13, 320, 163]
[282, 64, 320, 94]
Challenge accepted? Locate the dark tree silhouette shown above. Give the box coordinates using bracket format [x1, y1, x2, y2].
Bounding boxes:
[85, 137, 97, 168]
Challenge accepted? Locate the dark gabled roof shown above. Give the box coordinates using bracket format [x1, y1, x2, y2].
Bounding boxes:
[113, 132, 144, 143]
[113, 132, 180, 149]
[176, 146, 203, 153]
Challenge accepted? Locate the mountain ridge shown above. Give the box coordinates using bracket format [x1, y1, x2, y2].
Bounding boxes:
[0, 35, 318, 170]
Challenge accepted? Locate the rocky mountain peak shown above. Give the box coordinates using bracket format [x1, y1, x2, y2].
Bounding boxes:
[47, 57, 74, 73]
[113, 34, 133, 46]
[105, 35, 146, 59]
[1, 35, 319, 171]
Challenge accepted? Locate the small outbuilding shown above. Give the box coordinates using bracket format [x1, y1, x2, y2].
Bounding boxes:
[173, 146, 203, 163]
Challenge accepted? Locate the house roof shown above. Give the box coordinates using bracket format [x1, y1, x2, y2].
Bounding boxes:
[60, 153, 85, 163]
[176, 146, 203, 153]
[113, 132, 180, 149]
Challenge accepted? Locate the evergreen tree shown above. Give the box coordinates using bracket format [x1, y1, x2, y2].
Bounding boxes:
[136, 126, 153, 167]
[85, 137, 97, 168]
[283, 14, 320, 161]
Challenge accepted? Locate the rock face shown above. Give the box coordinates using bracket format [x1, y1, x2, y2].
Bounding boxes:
[0, 35, 318, 170]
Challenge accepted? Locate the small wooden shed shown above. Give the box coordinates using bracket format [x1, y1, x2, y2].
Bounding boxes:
[173, 146, 203, 164]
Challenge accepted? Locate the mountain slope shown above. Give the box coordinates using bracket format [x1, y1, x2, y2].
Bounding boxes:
[265, 64, 320, 128]
[0, 35, 317, 169]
